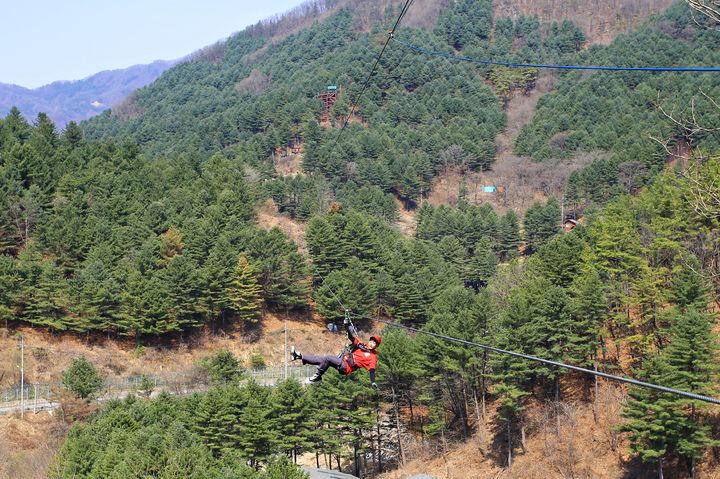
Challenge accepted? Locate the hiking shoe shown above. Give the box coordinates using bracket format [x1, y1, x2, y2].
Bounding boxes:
[290, 346, 302, 361]
[306, 373, 322, 384]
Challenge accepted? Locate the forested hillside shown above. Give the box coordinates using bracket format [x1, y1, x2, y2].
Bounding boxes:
[2, 0, 720, 478]
[515, 2, 720, 205]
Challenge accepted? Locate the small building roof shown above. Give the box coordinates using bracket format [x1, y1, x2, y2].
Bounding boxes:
[302, 467, 359, 479]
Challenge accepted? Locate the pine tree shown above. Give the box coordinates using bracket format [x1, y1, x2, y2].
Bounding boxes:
[237, 396, 276, 468]
[306, 215, 347, 283]
[21, 257, 70, 330]
[199, 237, 236, 322]
[264, 455, 309, 479]
[497, 210, 521, 262]
[436, 235, 467, 276]
[314, 258, 377, 322]
[341, 212, 381, 271]
[193, 386, 243, 456]
[464, 237, 498, 290]
[620, 308, 719, 478]
[271, 379, 313, 462]
[568, 266, 609, 368]
[200, 350, 243, 385]
[226, 253, 264, 322]
[0, 255, 19, 326]
[62, 356, 104, 399]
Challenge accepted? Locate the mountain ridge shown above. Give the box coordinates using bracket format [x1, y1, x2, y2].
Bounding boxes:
[0, 59, 177, 127]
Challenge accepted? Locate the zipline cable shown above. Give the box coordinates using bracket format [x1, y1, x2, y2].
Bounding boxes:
[327, 0, 415, 154]
[343, 311, 720, 405]
[318, 276, 720, 404]
[392, 37, 720, 72]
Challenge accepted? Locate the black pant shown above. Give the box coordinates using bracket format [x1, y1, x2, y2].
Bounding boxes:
[302, 354, 343, 376]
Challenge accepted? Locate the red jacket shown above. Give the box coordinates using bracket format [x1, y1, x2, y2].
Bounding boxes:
[348, 337, 378, 371]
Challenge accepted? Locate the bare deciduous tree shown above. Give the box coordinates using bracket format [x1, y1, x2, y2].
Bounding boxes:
[686, 0, 720, 22]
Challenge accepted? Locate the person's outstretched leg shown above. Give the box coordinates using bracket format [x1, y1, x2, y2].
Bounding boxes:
[294, 350, 342, 383]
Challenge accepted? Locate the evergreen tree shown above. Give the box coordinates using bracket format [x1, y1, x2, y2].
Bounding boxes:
[464, 237, 498, 290]
[523, 198, 561, 254]
[200, 350, 243, 385]
[226, 253, 264, 322]
[497, 210, 520, 262]
[21, 256, 70, 330]
[306, 215, 346, 283]
[264, 455, 309, 479]
[237, 395, 276, 468]
[62, 356, 104, 399]
[620, 308, 719, 478]
[314, 258, 377, 322]
[271, 379, 313, 462]
[194, 386, 242, 456]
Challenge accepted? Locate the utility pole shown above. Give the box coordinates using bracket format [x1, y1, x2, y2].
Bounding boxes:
[18, 334, 24, 419]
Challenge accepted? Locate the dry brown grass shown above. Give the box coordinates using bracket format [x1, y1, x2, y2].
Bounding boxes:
[0, 308, 390, 396]
[257, 199, 308, 252]
[0, 411, 66, 479]
[423, 71, 600, 216]
[493, 0, 676, 46]
[273, 149, 304, 177]
[378, 382, 720, 479]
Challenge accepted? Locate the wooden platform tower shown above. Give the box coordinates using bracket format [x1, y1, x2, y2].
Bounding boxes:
[317, 85, 338, 123]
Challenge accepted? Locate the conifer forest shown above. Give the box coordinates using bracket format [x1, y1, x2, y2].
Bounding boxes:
[1, 0, 720, 478]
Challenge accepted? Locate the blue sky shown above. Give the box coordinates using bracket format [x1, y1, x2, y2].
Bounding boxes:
[1, 0, 304, 88]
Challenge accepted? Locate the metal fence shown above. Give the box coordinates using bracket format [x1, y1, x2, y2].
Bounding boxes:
[0, 383, 56, 414]
[247, 364, 314, 385]
[0, 365, 314, 415]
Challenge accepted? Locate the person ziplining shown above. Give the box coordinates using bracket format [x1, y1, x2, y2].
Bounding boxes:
[291, 315, 380, 388]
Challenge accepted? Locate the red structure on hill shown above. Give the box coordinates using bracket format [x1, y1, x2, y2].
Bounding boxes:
[317, 85, 338, 122]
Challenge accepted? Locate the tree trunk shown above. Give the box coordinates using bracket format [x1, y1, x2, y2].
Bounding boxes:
[408, 396, 414, 426]
[354, 441, 359, 478]
[461, 381, 469, 439]
[507, 418, 513, 467]
[658, 457, 664, 479]
[392, 387, 406, 466]
[593, 362, 599, 424]
[377, 417, 383, 473]
[473, 386, 486, 452]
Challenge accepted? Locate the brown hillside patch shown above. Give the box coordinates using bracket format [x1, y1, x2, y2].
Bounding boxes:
[394, 198, 417, 237]
[0, 412, 64, 479]
[274, 149, 304, 177]
[234, 69, 271, 95]
[257, 198, 308, 252]
[0, 311, 386, 400]
[379, 382, 720, 479]
[400, 0, 451, 29]
[494, 0, 676, 46]
[424, 72, 599, 215]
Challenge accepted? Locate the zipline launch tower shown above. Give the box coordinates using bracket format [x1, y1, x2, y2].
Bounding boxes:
[317, 85, 338, 122]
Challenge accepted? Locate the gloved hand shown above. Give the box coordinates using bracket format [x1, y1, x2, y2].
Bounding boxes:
[371, 382, 378, 390]
[344, 317, 351, 325]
